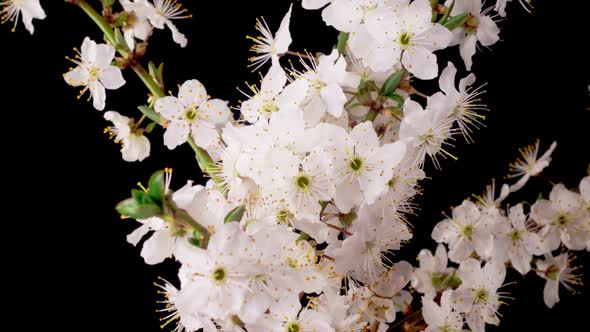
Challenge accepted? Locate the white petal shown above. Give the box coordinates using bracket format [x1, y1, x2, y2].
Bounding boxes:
[459, 34, 477, 71]
[543, 280, 560, 308]
[166, 21, 188, 47]
[163, 120, 190, 149]
[198, 98, 231, 125]
[438, 62, 457, 96]
[155, 96, 185, 120]
[322, 0, 363, 32]
[90, 81, 106, 111]
[320, 83, 346, 117]
[179, 80, 207, 108]
[476, 16, 500, 47]
[122, 134, 151, 162]
[191, 122, 219, 149]
[402, 46, 438, 80]
[93, 43, 116, 69]
[63, 66, 89, 87]
[99, 66, 125, 90]
[141, 231, 175, 265]
[274, 4, 293, 54]
[302, 0, 331, 10]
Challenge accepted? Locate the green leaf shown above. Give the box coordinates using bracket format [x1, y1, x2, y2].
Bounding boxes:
[431, 272, 443, 287]
[145, 122, 157, 133]
[443, 12, 470, 30]
[148, 170, 165, 204]
[148, 62, 158, 81]
[224, 205, 246, 224]
[113, 28, 129, 51]
[438, 0, 454, 25]
[442, 273, 462, 289]
[337, 32, 350, 55]
[380, 69, 406, 97]
[156, 63, 165, 87]
[296, 232, 310, 243]
[116, 198, 161, 219]
[383, 93, 405, 107]
[138, 105, 162, 124]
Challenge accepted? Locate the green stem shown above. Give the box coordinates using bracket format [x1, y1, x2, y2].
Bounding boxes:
[131, 63, 165, 98]
[73, 0, 116, 46]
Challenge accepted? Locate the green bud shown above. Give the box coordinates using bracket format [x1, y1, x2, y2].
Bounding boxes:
[131, 188, 154, 205]
[380, 69, 406, 97]
[224, 205, 246, 224]
[443, 12, 471, 31]
[431, 272, 443, 287]
[442, 273, 462, 289]
[148, 170, 165, 204]
[145, 122, 157, 133]
[113, 28, 129, 51]
[337, 32, 350, 55]
[138, 105, 162, 124]
[189, 229, 203, 247]
[296, 232, 310, 243]
[116, 198, 161, 219]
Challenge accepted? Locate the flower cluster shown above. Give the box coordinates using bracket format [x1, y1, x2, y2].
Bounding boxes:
[6, 0, 588, 331]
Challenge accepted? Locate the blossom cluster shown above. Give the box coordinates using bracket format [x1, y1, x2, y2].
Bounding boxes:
[5, 0, 588, 331]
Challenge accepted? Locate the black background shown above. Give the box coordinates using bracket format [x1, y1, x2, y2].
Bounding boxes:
[2, 0, 589, 331]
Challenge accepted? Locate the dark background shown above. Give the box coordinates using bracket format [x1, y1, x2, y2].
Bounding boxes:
[2, 0, 589, 330]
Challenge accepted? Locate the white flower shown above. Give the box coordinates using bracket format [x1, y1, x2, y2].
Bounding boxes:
[175, 223, 265, 320]
[104, 111, 150, 162]
[303, 0, 383, 33]
[535, 253, 582, 308]
[63, 37, 126, 111]
[449, 0, 500, 71]
[121, 134, 151, 162]
[331, 216, 411, 283]
[422, 290, 464, 332]
[279, 149, 336, 220]
[491, 204, 545, 274]
[313, 292, 368, 331]
[432, 200, 493, 263]
[531, 183, 589, 251]
[507, 140, 557, 192]
[411, 244, 453, 299]
[399, 99, 455, 168]
[1, 0, 45, 34]
[295, 49, 360, 125]
[328, 121, 407, 213]
[494, 0, 534, 17]
[240, 64, 308, 123]
[126, 0, 189, 47]
[452, 259, 506, 332]
[247, 4, 293, 70]
[366, 0, 453, 78]
[155, 79, 231, 150]
[120, 0, 155, 50]
[428, 62, 486, 142]
[246, 303, 333, 332]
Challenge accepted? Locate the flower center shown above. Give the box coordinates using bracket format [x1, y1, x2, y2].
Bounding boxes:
[399, 31, 412, 49]
[185, 107, 197, 120]
[475, 288, 488, 303]
[463, 15, 479, 33]
[88, 66, 101, 79]
[212, 266, 227, 284]
[285, 321, 301, 332]
[509, 229, 522, 241]
[461, 225, 474, 237]
[349, 157, 364, 172]
[545, 265, 560, 281]
[277, 209, 293, 225]
[295, 174, 311, 192]
[263, 101, 279, 113]
[388, 176, 398, 188]
[555, 214, 569, 226]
